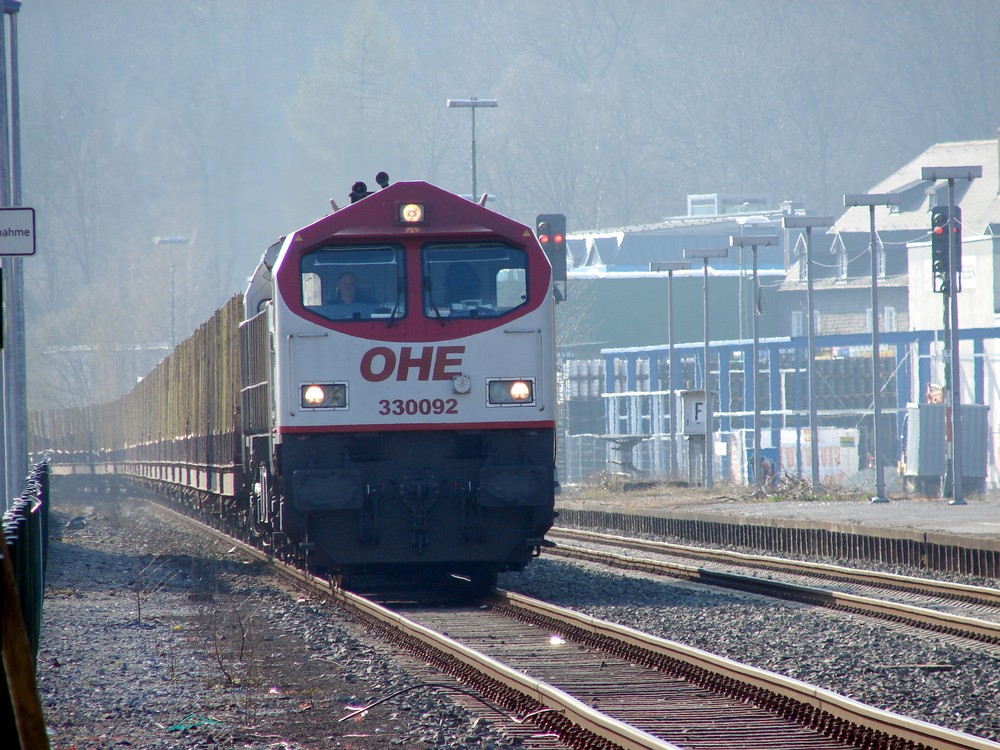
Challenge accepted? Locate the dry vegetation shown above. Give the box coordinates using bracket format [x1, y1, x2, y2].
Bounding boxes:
[559, 470, 884, 511]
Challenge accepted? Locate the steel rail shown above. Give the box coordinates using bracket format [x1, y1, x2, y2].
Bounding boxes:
[549, 538, 1000, 645]
[499, 589, 1000, 750]
[332, 587, 682, 750]
[550, 526, 1000, 607]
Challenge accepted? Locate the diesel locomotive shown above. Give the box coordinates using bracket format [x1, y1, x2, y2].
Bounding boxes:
[36, 178, 558, 591]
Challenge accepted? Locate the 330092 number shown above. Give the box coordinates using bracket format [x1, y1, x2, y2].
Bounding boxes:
[378, 398, 458, 416]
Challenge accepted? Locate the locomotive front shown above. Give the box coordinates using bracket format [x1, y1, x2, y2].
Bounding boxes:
[241, 181, 557, 589]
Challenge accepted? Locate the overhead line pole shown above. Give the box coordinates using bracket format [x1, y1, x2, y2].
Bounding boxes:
[730, 235, 778, 491]
[844, 193, 900, 504]
[684, 247, 728, 488]
[782, 215, 834, 492]
[650, 260, 692, 480]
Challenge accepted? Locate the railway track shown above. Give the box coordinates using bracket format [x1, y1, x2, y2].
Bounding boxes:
[547, 527, 1000, 609]
[545, 527, 1000, 653]
[150, 500, 1000, 750]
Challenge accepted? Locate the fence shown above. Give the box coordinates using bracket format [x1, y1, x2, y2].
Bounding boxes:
[558, 327, 1000, 489]
[1, 461, 52, 750]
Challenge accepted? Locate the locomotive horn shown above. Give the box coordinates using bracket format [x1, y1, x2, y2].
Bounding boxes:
[375, 171, 390, 189]
[350, 181, 369, 203]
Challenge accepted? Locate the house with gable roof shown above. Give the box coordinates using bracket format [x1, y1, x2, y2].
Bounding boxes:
[776, 134, 1000, 340]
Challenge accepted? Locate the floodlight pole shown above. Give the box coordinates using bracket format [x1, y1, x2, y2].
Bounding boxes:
[921, 165, 982, 506]
[446, 97, 498, 202]
[154, 236, 191, 347]
[651, 261, 692, 479]
[783, 215, 834, 492]
[730, 235, 778, 490]
[684, 248, 728, 488]
[844, 193, 901, 503]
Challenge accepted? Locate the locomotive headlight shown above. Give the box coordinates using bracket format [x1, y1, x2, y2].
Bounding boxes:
[487, 378, 535, 406]
[300, 383, 348, 409]
[510, 381, 532, 401]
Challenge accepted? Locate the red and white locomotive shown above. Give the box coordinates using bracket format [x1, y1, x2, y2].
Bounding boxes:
[36, 178, 557, 592]
[239, 179, 557, 589]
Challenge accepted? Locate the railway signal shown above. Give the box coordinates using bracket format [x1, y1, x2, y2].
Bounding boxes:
[536, 213, 567, 283]
[930, 205, 960, 294]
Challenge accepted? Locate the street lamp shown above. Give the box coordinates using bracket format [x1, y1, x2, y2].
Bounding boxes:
[730, 235, 779, 491]
[446, 97, 497, 202]
[844, 193, 901, 503]
[782, 215, 834, 492]
[650, 260, 693, 479]
[154, 235, 190, 347]
[684, 247, 728, 488]
[921, 165, 982, 506]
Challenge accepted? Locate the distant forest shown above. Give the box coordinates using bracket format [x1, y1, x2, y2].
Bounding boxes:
[20, 0, 1000, 406]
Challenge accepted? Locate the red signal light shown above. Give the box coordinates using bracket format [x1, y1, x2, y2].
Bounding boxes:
[933, 227, 945, 235]
[553, 233, 564, 244]
[539, 233, 551, 244]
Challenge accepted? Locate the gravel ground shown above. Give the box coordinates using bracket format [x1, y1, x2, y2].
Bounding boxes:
[499, 555, 1000, 743]
[35, 487, 1000, 748]
[36, 494, 528, 750]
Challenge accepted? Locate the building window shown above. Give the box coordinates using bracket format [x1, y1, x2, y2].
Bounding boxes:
[866, 306, 896, 332]
[792, 309, 821, 336]
[884, 306, 897, 332]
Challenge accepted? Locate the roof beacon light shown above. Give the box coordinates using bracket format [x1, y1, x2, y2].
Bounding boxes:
[399, 202, 425, 224]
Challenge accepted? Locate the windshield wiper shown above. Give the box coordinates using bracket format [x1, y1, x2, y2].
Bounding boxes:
[425, 282, 446, 326]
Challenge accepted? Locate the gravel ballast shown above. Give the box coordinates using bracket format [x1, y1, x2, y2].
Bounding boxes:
[36, 494, 528, 749]
[34, 490, 1000, 747]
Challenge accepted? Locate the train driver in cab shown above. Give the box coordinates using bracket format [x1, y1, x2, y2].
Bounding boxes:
[444, 263, 481, 306]
[330, 271, 377, 305]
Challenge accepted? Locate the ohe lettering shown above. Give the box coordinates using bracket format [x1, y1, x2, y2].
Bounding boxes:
[361, 345, 465, 382]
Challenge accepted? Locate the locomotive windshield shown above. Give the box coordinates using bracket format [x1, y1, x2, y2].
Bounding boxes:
[422, 243, 528, 319]
[301, 245, 405, 321]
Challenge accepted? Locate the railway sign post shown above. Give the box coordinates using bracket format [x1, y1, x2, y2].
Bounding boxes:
[0, 1, 27, 514]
